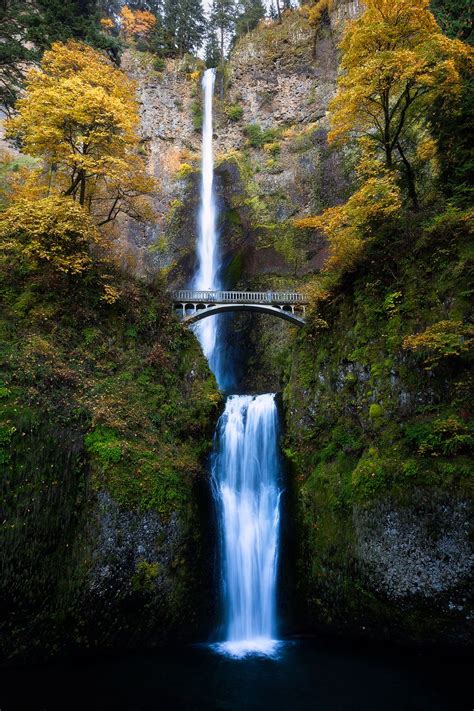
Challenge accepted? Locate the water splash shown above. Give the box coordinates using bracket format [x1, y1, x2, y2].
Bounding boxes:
[211, 394, 282, 658]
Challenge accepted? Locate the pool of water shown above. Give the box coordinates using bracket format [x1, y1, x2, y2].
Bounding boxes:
[0, 638, 471, 711]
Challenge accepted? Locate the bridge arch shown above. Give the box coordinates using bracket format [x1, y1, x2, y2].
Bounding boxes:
[182, 303, 305, 327]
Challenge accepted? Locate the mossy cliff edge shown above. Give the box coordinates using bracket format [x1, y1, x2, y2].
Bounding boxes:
[283, 210, 473, 646]
[0, 264, 221, 663]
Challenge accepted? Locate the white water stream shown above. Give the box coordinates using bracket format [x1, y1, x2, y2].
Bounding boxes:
[193, 69, 223, 384]
[212, 395, 281, 657]
[194, 69, 282, 658]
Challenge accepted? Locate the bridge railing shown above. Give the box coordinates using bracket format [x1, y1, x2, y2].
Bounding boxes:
[171, 290, 308, 304]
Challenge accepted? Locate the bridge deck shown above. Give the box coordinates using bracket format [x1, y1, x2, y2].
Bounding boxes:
[172, 290, 308, 305]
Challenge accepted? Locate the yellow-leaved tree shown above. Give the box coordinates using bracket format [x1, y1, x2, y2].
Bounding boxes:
[295, 0, 472, 314]
[120, 6, 157, 41]
[0, 196, 105, 275]
[295, 141, 402, 293]
[6, 40, 155, 228]
[329, 0, 471, 208]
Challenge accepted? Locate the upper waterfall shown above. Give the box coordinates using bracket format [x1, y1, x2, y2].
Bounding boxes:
[193, 68, 224, 386]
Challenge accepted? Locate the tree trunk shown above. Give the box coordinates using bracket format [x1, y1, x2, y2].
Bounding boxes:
[220, 26, 224, 69]
[276, 0, 282, 23]
[79, 170, 86, 207]
[396, 142, 419, 211]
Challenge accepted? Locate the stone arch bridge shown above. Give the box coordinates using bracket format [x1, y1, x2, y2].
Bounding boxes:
[171, 290, 308, 327]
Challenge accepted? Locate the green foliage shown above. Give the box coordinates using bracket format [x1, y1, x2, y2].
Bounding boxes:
[369, 403, 384, 418]
[191, 99, 203, 131]
[263, 141, 280, 157]
[175, 163, 195, 180]
[403, 318, 474, 369]
[84, 426, 122, 464]
[235, 0, 265, 40]
[0, 0, 121, 111]
[351, 451, 392, 500]
[285, 205, 473, 528]
[243, 123, 279, 148]
[0, 250, 220, 517]
[152, 55, 166, 71]
[430, 0, 472, 43]
[225, 104, 244, 121]
[404, 417, 474, 457]
[163, 0, 206, 56]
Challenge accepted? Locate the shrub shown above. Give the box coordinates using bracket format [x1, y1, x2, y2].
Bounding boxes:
[175, 163, 194, 180]
[263, 141, 280, 156]
[153, 56, 166, 72]
[403, 320, 474, 369]
[225, 104, 244, 122]
[243, 123, 278, 148]
[0, 196, 106, 275]
[191, 100, 203, 131]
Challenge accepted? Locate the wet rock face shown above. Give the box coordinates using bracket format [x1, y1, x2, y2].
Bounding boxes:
[354, 495, 473, 601]
[88, 493, 184, 601]
[78, 490, 214, 650]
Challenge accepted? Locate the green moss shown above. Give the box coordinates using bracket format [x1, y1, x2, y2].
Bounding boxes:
[243, 123, 280, 148]
[369, 403, 384, 418]
[224, 252, 244, 286]
[84, 426, 122, 464]
[131, 560, 160, 593]
[0, 249, 221, 661]
[284, 207, 473, 637]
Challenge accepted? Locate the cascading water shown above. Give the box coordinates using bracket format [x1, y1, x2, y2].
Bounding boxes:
[194, 69, 282, 658]
[212, 395, 282, 657]
[193, 68, 224, 386]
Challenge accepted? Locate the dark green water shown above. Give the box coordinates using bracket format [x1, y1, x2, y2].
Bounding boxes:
[0, 639, 471, 711]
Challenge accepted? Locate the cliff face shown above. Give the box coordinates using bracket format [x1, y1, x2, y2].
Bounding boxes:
[0, 266, 220, 663]
[283, 211, 473, 646]
[121, 6, 358, 287]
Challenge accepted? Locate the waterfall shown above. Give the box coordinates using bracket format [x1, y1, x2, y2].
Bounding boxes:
[193, 68, 224, 386]
[212, 394, 282, 657]
[193, 69, 282, 658]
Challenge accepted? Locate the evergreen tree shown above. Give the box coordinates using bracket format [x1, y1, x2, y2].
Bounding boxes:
[0, 1, 37, 112]
[205, 28, 221, 68]
[163, 0, 205, 55]
[126, 0, 163, 14]
[430, 0, 472, 43]
[210, 0, 237, 64]
[0, 0, 120, 113]
[235, 0, 265, 39]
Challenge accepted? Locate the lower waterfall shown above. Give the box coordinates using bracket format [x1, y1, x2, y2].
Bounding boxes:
[211, 394, 282, 657]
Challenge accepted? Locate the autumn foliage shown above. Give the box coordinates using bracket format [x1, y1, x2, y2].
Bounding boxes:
[295, 142, 401, 278]
[329, 0, 472, 207]
[119, 6, 157, 40]
[296, 0, 472, 312]
[6, 41, 155, 227]
[0, 196, 104, 275]
[403, 319, 474, 369]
